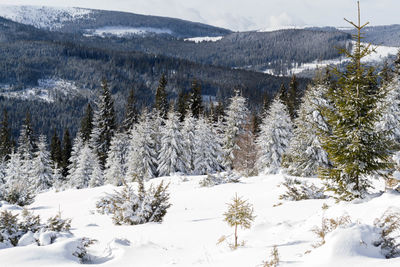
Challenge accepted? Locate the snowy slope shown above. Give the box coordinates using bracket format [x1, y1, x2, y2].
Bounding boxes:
[0, 5, 92, 30]
[0, 174, 398, 266]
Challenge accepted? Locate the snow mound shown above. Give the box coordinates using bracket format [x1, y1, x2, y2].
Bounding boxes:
[0, 5, 92, 30]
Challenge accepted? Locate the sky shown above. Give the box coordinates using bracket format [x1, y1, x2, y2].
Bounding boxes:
[0, 0, 399, 31]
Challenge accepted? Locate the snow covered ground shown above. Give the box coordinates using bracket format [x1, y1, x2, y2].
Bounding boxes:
[86, 26, 173, 38]
[0, 79, 92, 103]
[184, 36, 224, 43]
[0, 174, 398, 266]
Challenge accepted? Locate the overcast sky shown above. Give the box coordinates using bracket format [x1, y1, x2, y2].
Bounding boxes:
[0, 0, 399, 31]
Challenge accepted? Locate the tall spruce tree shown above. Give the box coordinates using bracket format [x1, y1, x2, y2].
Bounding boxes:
[17, 112, 36, 161]
[50, 129, 62, 167]
[61, 129, 72, 177]
[155, 74, 169, 119]
[222, 90, 249, 170]
[104, 132, 130, 186]
[287, 75, 301, 119]
[0, 109, 12, 162]
[256, 97, 293, 174]
[80, 104, 93, 143]
[190, 79, 203, 119]
[318, 2, 393, 200]
[177, 89, 188, 122]
[32, 135, 53, 192]
[122, 88, 138, 132]
[90, 79, 116, 167]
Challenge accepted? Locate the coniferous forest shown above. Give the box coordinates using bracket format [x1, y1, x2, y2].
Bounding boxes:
[0, 1, 399, 266]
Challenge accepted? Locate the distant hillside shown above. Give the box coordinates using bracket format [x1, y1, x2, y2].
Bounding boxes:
[0, 5, 232, 38]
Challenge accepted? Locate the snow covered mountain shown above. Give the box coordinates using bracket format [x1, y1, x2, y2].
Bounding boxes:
[0, 5, 231, 38]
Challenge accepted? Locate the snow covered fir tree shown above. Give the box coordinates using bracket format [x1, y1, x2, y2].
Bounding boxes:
[0, 2, 399, 266]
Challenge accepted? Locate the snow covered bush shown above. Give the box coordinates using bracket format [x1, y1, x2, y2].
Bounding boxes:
[46, 211, 72, 232]
[373, 209, 400, 258]
[263, 245, 280, 267]
[311, 215, 352, 248]
[279, 177, 327, 201]
[0, 208, 73, 249]
[72, 237, 97, 264]
[199, 172, 241, 187]
[96, 179, 171, 225]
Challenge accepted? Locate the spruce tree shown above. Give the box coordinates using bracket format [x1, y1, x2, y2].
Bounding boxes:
[17, 112, 36, 161]
[318, 3, 393, 200]
[0, 109, 12, 162]
[126, 110, 158, 180]
[256, 97, 293, 174]
[67, 134, 84, 181]
[122, 89, 138, 132]
[32, 135, 53, 192]
[190, 79, 203, 119]
[50, 129, 62, 167]
[104, 132, 130, 186]
[61, 129, 72, 177]
[90, 79, 116, 167]
[285, 73, 331, 177]
[287, 74, 301, 119]
[222, 90, 249, 170]
[80, 104, 93, 143]
[193, 116, 223, 175]
[155, 74, 169, 119]
[182, 112, 196, 173]
[177, 89, 188, 122]
[157, 109, 188, 176]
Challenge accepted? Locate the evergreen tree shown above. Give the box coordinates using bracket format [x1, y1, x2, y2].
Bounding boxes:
[318, 4, 393, 200]
[177, 89, 188, 122]
[256, 97, 293, 174]
[80, 104, 93, 143]
[32, 135, 53, 192]
[104, 132, 130, 186]
[50, 129, 62, 167]
[90, 79, 116, 167]
[17, 112, 35, 161]
[189, 79, 203, 119]
[69, 143, 102, 189]
[0, 109, 12, 162]
[182, 112, 196, 173]
[214, 101, 225, 123]
[122, 89, 138, 132]
[67, 134, 84, 181]
[157, 109, 188, 176]
[155, 74, 169, 119]
[193, 116, 223, 175]
[126, 110, 158, 180]
[233, 119, 258, 177]
[287, 74, 301, 119]
[285, 73, 331, 177]
[222, 91, 249, 170]
[61, 129, 72, 177]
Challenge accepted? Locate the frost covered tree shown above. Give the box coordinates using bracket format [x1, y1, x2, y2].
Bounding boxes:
[104, 132, 130, 186]
[155, 74, 169, 119]
[67, 134, 84, 181]
[193, 116, 223, 175]
[126, 110, 158, 180]
[182, 112, 196, 173]
[17, 112, 36, 161]
[189, 79, 203, 119]
[157, 109, 188, 176]
[69, 143, 102, 189]
[80, 104, 93, 143]
[31, 135, 53, 192]
[0, 109, 12, 162]
[2, 151, 35, 206]
[256, 97, 293, 174]
[223, 91, 249, 170]
[233, 119, 258, 177]
[318, 5, 394, 200]
[61, 129, 72, 177]
[90, 79, 116, 167]
[122, 88, 138, 132]
[285, 73, 331, 177]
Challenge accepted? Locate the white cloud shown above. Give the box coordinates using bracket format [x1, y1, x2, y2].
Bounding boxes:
[0, 0, 399, 31]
